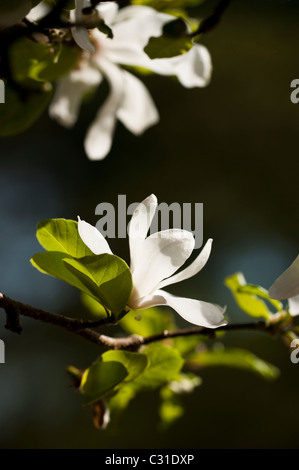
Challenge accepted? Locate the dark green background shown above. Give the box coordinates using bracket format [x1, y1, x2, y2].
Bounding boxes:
[0, 0, 298, 448]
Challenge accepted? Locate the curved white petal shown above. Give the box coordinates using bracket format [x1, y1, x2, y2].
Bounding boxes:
[158, 238, 213, 290]
[130, 229, 195, 300]
[128, 194, 157, 273]
[148, 44, 212, 88]
[111, 6, 170, 48]
[71, 0, 95, 53]
[288, 295, 299, 317]
[49, 66, 102, 128]
[84, 59, 125, 160]
[269, 254, 299, 300]
[78, 217, 112, 255]
[27, 2, 50, 22]
[96, 2, 119, 26]
[131, 289, 226, 328]
[116, 71, 159, 135]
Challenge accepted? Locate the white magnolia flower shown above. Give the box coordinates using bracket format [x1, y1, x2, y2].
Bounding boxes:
[78, 194, 226, 328]
[269, 254, 299, 316]
[50, 2, 212, 160]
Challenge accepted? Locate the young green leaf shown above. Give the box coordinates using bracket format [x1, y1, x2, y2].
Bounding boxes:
[102, 350, 148, 382]
[81, 293, 107, 318]
[63, 254, 133, 314]
[10, 39, 80, 86]
[225, 272, 273, 320]
[132, 344, 184, 389]
[238, 284, 283, 312]
[36, 219, 93, 258]
[31, 251, 97, 298]
[187, 346, 280, 380]
[120, 307, 176, 336]
[81, 360, 128, 404]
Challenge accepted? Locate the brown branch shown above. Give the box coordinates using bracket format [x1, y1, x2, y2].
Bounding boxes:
[0, 293, 117, 346]
[0, 292, 283, 352]
[191, 0, 231, 37]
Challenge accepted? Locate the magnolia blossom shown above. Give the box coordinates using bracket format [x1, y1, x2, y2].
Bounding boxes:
[50, 2, 212, 160]
[78, 194, 226, 328]
[269, 254, 299, 316]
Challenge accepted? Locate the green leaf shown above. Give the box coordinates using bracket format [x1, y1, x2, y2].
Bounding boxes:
[0, 85, 52, 137]
[108, 383, 137, 417]
[144, 35, 193, 59]
[81, 360, 128, 404]
[31, 251, 99, 300]
[225, 272, 273, 320]
[120, 307, 176, 336]
[10, 38, 80, 86]
[36, 219, 93, 258]
[132, 0, 205, 10]
[159, 392, 184, 429]
[238, 284, 283, 312]
[102, 350, 148, 382]
[187, 346, 280, 380]
[132, 344, 184, 389]
[63, 254, 133, 314]
[81, 293, 107, 318]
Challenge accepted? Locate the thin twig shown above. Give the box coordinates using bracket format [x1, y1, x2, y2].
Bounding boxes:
[191, 0, 231, 37]
[0, 292, 282, 351]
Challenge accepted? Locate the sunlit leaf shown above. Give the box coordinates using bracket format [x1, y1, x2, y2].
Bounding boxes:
[120, 307, 176, 336]
[81, 359, 128, 404]
[132, 344, 184, 389]
[238, 284, 283, 312]
[64, 254, 132, 314]
[31, 251, 98, 299]
[10, 38, 80, 86]
[36, 219, 93, 258]
[225, 272, 273, 320]
[187, 346, 280, 380]
[102, 350, 148, 382]
[81, 292, 107, 318]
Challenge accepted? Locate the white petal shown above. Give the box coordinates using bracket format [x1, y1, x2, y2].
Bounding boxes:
[78, 217, 112, 255]
[27, 2, 50, 22]
[288, 295, 299, 317]
[96, 2, 119, 26]
[148, 45, 212, 88]
[49, 66, 102, 128]
[84, 59, 125, 160]
[158, 238, 213, 290]
[130, 229, 195, 299]
[269, 254, 299, 300]
[71, 0, 95, 53]
[128, 194, 158, 273]
[116, 71, 159, 135]
[131, 289, 226, 328]
[111, 6, 170, 48]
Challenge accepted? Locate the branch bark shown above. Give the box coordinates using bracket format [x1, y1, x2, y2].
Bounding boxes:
[0, 292, 282, 351]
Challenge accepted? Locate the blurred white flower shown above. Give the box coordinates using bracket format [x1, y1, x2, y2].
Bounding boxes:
[78, 194, 226, 328]
[269, 254, 299, 316]
[50, 2, 212, 160]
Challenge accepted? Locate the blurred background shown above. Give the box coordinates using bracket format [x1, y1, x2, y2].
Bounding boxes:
[0, 0, 299, 448]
